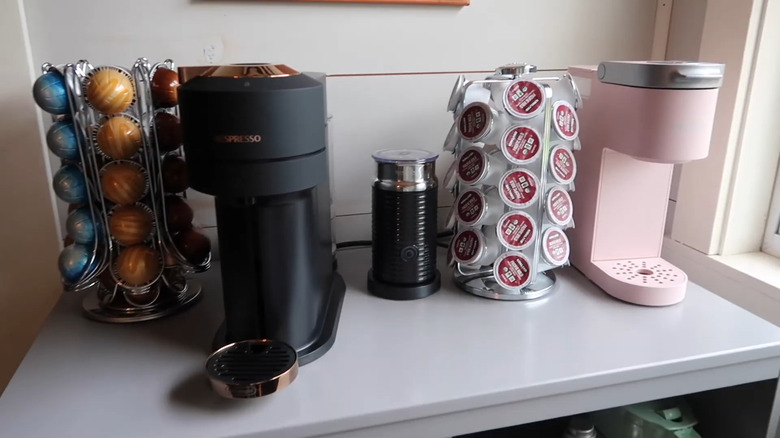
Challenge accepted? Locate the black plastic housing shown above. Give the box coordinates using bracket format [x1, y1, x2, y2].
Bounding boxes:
[178, 71, 344, 364]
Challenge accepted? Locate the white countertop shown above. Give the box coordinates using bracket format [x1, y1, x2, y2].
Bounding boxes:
[3, 248, 780, 438]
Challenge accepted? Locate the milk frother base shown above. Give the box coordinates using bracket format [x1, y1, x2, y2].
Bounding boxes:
[367, 269, 441, 301]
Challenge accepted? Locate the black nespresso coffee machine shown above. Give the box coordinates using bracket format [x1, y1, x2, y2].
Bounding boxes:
[177, 64, 345, 399]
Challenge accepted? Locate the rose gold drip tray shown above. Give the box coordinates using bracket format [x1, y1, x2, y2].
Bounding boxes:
[206, 340, 299, 399]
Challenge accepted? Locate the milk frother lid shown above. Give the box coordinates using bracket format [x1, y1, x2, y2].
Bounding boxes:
[206, 339, 298, 399]
[372, 149, 438, 164]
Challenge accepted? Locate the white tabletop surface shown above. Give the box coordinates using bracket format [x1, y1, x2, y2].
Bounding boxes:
[3, 248, 780, 438]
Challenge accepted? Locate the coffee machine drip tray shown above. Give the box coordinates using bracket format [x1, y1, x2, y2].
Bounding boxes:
[206, 340, 299, 399]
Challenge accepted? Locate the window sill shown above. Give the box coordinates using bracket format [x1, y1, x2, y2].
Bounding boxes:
[662, 237, 780, 326]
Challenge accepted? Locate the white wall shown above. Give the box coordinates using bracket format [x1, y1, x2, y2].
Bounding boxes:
[24, 0, 655, 74]
[0, 0, 63, 393]
[23, 0, 657, 242]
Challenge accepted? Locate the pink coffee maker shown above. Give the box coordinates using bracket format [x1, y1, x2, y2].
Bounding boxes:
[567, 61, 724, 306]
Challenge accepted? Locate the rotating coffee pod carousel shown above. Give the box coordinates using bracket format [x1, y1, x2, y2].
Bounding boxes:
[444, 63, 581, 301]
[34, 58, 211, 323]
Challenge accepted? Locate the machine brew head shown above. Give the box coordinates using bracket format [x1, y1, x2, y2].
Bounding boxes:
[177, 63, 328, 198]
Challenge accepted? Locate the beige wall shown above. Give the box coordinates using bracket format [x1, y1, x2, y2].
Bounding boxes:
[0, 0, 62, 393]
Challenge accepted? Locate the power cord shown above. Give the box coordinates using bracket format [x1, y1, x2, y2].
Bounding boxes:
[335, 240, 372, 250]
[336, 231, 453, 251]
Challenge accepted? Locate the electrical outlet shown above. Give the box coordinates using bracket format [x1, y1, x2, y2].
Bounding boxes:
[202, 38, 224, 64]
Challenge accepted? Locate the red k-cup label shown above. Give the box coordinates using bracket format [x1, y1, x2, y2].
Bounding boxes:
[499, 169, 539, 208]
[503, 80, 544, 118]
[543, 227, 570, 266]
[456, 190, 485, 225]
[498, 211, 536, 250]
[502, 126, 541, 164]
[458, 103, 491, 141]
[452, 229, 481, 264]
[457, 147, 486, 185]
[493, 252, 532, 289]
[547, 188, 573, 226]
[550, 146, 577, 184]
[553, 101, 579, 140]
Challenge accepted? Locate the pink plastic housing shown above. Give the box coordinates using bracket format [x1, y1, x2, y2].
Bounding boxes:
[567, 65, 719, 306]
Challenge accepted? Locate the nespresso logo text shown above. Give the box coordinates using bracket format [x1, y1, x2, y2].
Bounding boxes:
[213, 135, 263, 144]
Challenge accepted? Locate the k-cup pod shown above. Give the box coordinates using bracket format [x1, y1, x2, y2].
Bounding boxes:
[443, 121, 460, 153]
[447, 74, 467, 112]
[443, 159, 458, 191]
[500, 125, 542, 165]
[456, 146, 507, 187]
[498, 169, 540, 209]
[445, 204, 457, 230]
[451, 228, 501, 267]
[546, 186, 573, 227]
[462, 83, 491, 107]
[496, 211, 537, 250]
[457, 102, 503, 144]
[493, 251, 533, 290]
[455, 188, 504, 227]
[549, 145, 577, 185]
[542, 226, 570, 267]
[552, 100, 580, 141]
[502, 79, 545, 119]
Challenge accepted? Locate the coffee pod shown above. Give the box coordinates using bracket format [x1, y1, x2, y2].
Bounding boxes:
[498, 169, 540, 209]
[443, 159, 458, 192]
[109, 204, 154, 246]
[502, 79, 545, 119]
[501, 125, 541, 165]
[546, 187, 573, 227]
[496, 211, 536, 251]
[84, 66, 136, 115]
[124, 287, 160, 308]
[447, 74, 466, 112]
[456, 146, 507, 187]
[95, 115, 142, 160]
[442, 121, 459, 153]
[455, 188, 504, 227]
[549, 145, 577, 185]
[552, 100, 579, 141]
[115, 244, 162, 287]
[100, 161, 149, 205]
[541, 226, 570, 267]
[493, 251, 533, 290]
[451, 228, 501, 267]
[461, 83, 491, 107]
[457, 102, 502, 144]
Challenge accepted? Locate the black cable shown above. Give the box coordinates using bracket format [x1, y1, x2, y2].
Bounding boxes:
[336, 231, 453, 250]
[335, 240, 372, 249]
